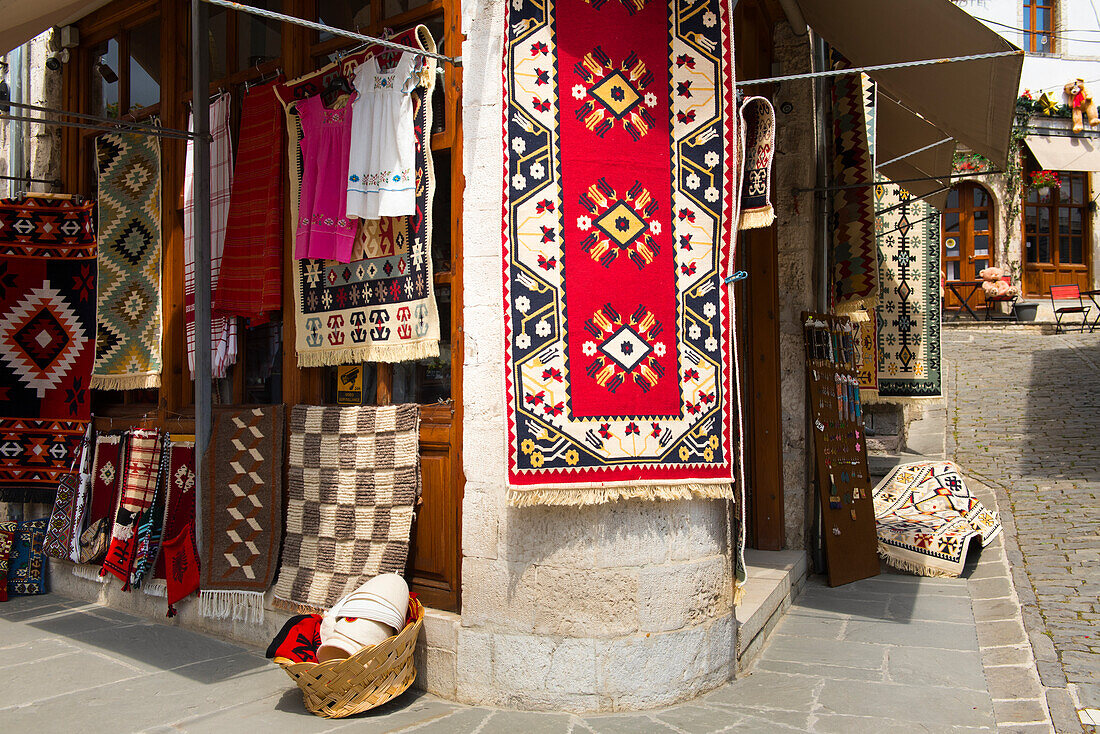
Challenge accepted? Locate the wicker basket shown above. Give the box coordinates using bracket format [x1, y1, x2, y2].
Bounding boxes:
[274, 597, 423, 718]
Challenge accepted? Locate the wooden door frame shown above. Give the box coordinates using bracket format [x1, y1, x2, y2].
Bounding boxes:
[942, 182, 995, 308]
[1021, 171, 1092, 297]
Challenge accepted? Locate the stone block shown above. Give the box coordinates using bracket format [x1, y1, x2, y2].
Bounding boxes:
[499, 505, 595, 567]
[985, 664, 1044, 701]
[533, 566, 638, 637]
[460, 558, 539, 631]
[455, 628, 495, 704]
[596, 625, 710, 707]
[666, 500, 725, 563]
[462, 362, 506, 424]
[461, 490, 501, 561]
[991, 697, 1051, 726]
[638, 556, 729, 632]
[544, 637, 598, 694]
[461, 419, 506, 487]
[816, 678, 993, 728]
[976, 618, 1028, 649]
[416, 646, 457, 699]
[462, 255, 504, 299]
[492, 631, 554, 691]
[885, 647, 985, 691]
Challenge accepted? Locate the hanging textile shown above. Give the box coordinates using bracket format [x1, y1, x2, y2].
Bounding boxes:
[7, 517, 48, 596]
[830, 58, 878, 316]
[273, 404, 420, 613]
[874, 182, 942, 398]
[501, 0, 737, 505]
[345, 53, 419, 219]
[185, 93, 237, 380]
[856, 318, 879, 392]
[216, 78, 286, 324]
[43, 424, 93, 561]
[73, 432, 123, 580]
[130, 441, 170, 589]
[100, 429, 164, 589]
[0, 197, 96, 503]
[290, 59, 440, 366]
[147, 438, 195, 598]
[294, 94, 357, 262]
[738, 96, 777, 230]
[200, 405, 284, 624]
[0, 521, 16, 602]
[93, 133, 163, 389]
[162, 522, 201, 616]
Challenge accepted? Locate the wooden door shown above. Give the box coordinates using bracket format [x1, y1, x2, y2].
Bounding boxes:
[1024, 172, 1090, 296]
[941, 183, 993, 309]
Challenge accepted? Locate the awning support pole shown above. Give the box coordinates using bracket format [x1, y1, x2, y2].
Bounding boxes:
[192, 0, 212, 561]
[798, 168, 1002, 194]
[876, 137, 954, 169]
[737, 49, 1022, 87]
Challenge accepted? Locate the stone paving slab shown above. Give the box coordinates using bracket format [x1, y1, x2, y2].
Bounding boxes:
[0, 571, 1008, 733]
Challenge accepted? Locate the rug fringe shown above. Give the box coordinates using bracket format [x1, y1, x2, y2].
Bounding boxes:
[198, 590, 266, 625]
[143, 579, 168, 598]
[738, 206, 775, 230]
[271, 594, 327, 615]
[507, 482, 734, 507]
[860, 392, 942, 405]
[877, 549, 960, 578]
[72, 564, 108, 583]
[91, 373, 161, 390]
[296, 341, 439, 368]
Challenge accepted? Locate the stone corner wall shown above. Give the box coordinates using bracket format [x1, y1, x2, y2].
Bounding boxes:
[457, 0, 738, 712]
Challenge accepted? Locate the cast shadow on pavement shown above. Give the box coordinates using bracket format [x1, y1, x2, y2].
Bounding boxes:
[1021, 341, 1100, 482]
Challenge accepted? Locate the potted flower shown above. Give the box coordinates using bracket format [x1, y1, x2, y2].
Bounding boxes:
[1030, 169, 1061, 199]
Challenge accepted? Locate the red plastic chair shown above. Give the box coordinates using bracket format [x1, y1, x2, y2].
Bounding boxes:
[1049, 284, 1091, 333]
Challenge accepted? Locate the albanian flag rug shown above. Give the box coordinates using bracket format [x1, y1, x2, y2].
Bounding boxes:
[503, 0, 737, 505]
[0, 197, 97, 503]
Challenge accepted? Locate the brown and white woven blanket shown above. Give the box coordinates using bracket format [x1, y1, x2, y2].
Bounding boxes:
[200, 405, 284, 624]
[274, 404, 420, 613]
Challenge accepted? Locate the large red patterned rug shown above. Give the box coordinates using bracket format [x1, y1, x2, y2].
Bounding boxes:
[0, 198, 97, 503]
[503, 0, 737, 505]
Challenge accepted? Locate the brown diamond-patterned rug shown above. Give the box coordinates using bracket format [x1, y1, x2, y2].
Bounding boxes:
[273, 404, 420, 613]
[200, 405, 284, 624]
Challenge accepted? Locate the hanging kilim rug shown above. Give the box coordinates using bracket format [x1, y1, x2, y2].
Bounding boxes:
[289, 48, 440, 366]
[0, 521, 15, 602]
[856, 317, 879, 392]
[43, 424, 93, 561]
[873, 461, 1002, 577]
[8, 517, 48, 596]
[875, 181, 941, 397]
[130, 440, 171, 589]
[101, 428, 164, 589]
[502, 0, 737, 505]
[147, 439, 195, 599]
[93, 133, 162, 390]
[0, 197, 97, 503]
[830, 56, 878, 315]
[738, 96, 776, 230]
[200, 405, 284, 624]
[274, 404, 420, 613]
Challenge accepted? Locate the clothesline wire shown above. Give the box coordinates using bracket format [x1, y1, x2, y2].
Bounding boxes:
[0, 113, 199, 141]
[4, 100, 175, 137]
[202, 0, 460, 66]
[737, 49, 1023, 87]
[800, 169, 1002, 194]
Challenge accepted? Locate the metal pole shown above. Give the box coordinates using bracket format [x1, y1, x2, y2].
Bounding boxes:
[192, 0, 212, 557]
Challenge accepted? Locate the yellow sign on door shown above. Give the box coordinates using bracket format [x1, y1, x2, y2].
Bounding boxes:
[337, 364, 363, 405]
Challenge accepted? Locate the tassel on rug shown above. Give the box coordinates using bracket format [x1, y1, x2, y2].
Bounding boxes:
[506, 482, 734, 507]
[142, 579, 168, 598]
[72, 564, 108, 583]
[198, 590, 266, 625]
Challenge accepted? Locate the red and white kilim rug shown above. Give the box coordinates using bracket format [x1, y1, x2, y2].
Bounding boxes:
[503, 0, 738, 505]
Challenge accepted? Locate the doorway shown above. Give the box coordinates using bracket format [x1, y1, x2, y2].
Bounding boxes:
[1023, 171, 1090, 296]
[941, 183, 993, 309]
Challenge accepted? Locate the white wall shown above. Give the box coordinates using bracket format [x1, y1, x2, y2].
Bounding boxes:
[954, 0, 1100, 94]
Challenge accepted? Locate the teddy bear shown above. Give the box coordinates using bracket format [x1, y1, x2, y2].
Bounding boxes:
[1064, 78, 1100, 133]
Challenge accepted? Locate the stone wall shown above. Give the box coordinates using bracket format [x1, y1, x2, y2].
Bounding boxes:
[771, 22, 816, 550]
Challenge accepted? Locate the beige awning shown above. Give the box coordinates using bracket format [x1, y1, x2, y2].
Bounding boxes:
[1026, 135, 1100, 172]
[0, 0, 111, 55]
[798, 0, 1024, 168]
[876, 92, 954, 211]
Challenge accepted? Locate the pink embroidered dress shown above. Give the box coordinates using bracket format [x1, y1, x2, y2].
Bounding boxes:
[295, 94, 357, 262]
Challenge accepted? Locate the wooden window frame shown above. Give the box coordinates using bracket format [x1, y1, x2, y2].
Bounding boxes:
[1022, 167, 1090, 296]
[1023, 0, 1056, 54]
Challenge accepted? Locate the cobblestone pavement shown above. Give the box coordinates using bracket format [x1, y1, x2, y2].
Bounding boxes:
[946, 326, 1100, 731]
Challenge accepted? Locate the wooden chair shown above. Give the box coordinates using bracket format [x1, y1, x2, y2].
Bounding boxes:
[1049, 284, 1091, 333]
[984, 276, 1018, 321]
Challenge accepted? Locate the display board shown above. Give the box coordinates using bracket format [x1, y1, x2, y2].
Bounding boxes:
[803, 312, 880, 586]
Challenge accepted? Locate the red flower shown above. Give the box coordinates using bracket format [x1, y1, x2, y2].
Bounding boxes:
[542, 367, 563, 382]
[625, 422, 640, 435]
[525, 390, 546, 405]
[650, 422, 662, 437]
[544, 401, 565, 417]
[598, 423, 613, 438]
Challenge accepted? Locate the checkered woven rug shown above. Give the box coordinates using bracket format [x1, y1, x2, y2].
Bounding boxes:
[274, 404, 420, 613]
